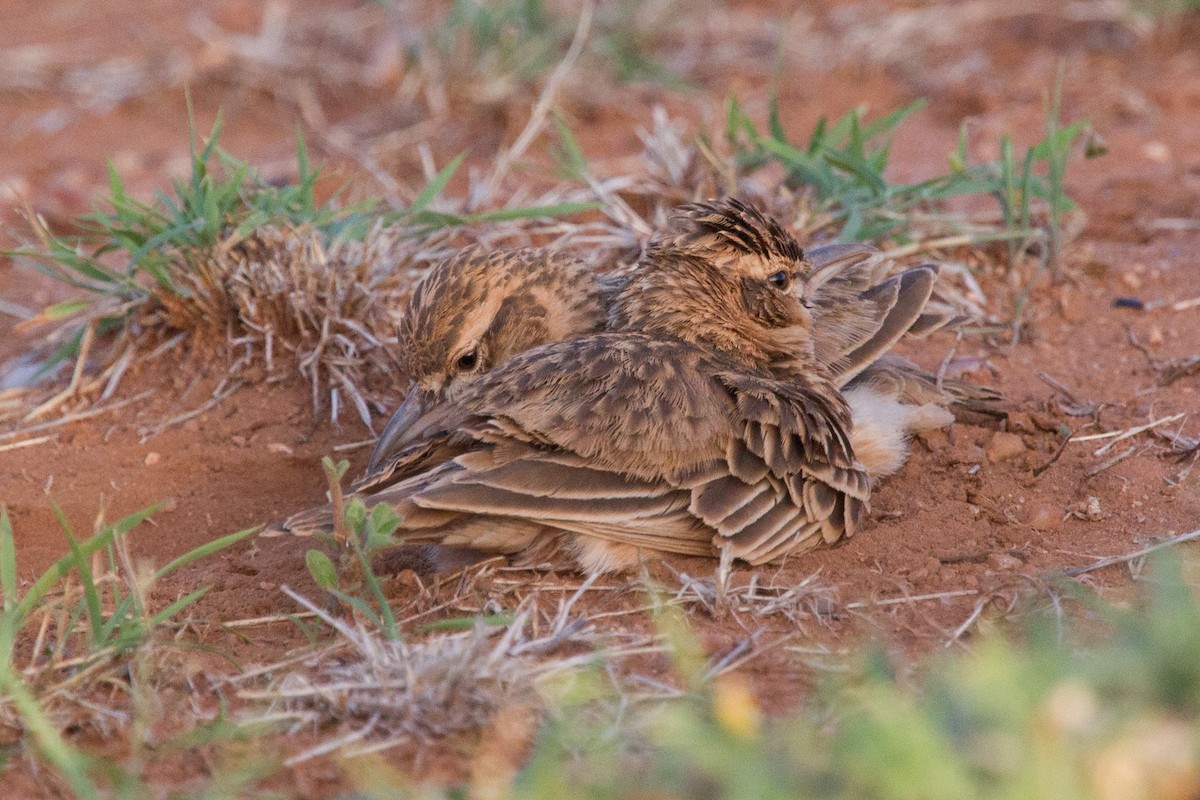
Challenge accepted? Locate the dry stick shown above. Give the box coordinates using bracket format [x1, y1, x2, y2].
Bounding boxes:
[472, 1, 594, 207]
[1064, 528, 1200, 577]
[1032, 433, 1074, 477]
[138, 380, 244, 440]
[0, 434, 54, 453]
[945, 596, 990, 647]
[884, 234, 980, 260]
[332, 438, 374, 452]
[844, 588, 978, 609]
[23, 320, 96, 422]
[1084, 445, 1138, 477]
[1035, 370, 1089, 410]
[0, 298, 34, 320]
[1071, 412, 1186, 451]
[0, 390, 153, 443]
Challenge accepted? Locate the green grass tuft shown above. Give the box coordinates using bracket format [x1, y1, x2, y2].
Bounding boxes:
[725, 92, 1090, 252]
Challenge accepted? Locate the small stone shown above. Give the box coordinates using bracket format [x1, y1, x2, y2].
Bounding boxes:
[1142, 140, 1170, 162]
[1029, 412, 1063, 433]
[988, 552, 1025, 571]
[267, 442, 294, 456]
[1121, 271, 1143, 291]
[1148, 325, 1164, 347]
[1069, 496, 1103, 521]
[909, 556, 943, 582]
[1027, 503, 1063, 532]
[1007, 412, 1036, 435]
[986, 431, 1027, 463]
[916, 427, 951, 449]
[1058, 286, 1088, 323]
[144, 451, 162, 466]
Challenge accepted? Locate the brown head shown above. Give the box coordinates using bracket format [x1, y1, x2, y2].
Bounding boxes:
[611, 197, 816, 374]
[371, 246, 607, 471]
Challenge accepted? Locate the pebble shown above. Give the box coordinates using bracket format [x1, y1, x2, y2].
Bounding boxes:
[144, 451, 162, 466]
[988, 552, 1025, 571]
[1007, 412, 1036, 435]
[986, 431, 1027, 463]
[1027, 503, 1063, 532]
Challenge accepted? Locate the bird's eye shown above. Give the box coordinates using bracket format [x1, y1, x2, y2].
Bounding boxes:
[456, 350, 479, 371]
[768, 271, 790, 289]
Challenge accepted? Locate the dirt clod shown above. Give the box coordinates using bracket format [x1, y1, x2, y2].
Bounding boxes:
[1027, 503, 1064, 532]
[988, 552, 1025, 571]
[986, 432, 1028, 464]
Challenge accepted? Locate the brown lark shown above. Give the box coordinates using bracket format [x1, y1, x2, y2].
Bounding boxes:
[364, 202, 999, 482]
[278, 199, 873, 573]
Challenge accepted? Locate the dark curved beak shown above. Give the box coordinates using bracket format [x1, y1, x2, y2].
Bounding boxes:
[367, 385, 436, 473]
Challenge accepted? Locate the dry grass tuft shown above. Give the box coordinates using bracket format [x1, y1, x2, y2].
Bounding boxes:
[238, 587, 650, 763]
[168, 223, 417, 427]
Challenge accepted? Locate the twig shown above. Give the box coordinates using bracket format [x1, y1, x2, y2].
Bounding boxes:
[1070, 412, 1185, 453]
[0, 390, 153, 443]
[945, 596, 989, 647]
[844, 589, 978, 609]
[1084, 445, 1138, 477]
[0, 435, 54, 454]
[1032, 433, 1074, 477]
[138, 380, 244, 440]
[1064, 528, 1200, 576]
[0, 299, 34, 320]
[1035, 370, 1095, 416]
[472, 1, 594, 207]
[23, 320, 96, 422]
[333, 438, 375, 452]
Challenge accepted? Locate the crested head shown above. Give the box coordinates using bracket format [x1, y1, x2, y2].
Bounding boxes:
[611, 198, 817, 373]
[396, 246, 606, 399]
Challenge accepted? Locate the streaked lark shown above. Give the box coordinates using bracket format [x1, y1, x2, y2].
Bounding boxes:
[277, 199, 880, 573]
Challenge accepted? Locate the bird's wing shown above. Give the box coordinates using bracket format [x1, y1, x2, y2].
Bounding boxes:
[848, 354, 1006, 418]
[690, 369, 871, 563]
[825, 266, 937, 386]
[348, 335, 871, 564]
[805, 242, 940, 387]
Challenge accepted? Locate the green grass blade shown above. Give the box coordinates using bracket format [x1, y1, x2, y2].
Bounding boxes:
[98, 593, 137, 642]
[464, 200, 599, 223]
[0, 658, 101, 800]
[355, 546, 398, 640]
[860, 98, 927, 141]
[14, 505, 158, 620]
[150, 586, 210, 627]
[418, 613, 515, 632]
[327, 588, 384, 630]
[0, 508, 17, 612]
[48, 501, 105, 646]
[153, 526, 258, 581]
[408, 153, 465, 216]
[551, 112, 588, 181]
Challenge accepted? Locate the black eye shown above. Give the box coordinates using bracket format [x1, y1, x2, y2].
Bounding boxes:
[768, 271, 790, 289]
[456, 350, 478, 371]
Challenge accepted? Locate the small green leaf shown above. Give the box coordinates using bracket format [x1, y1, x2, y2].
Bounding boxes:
[37, 300, 92, 322]
[305, 550, 339, 591]
[369, 504, 401, 539]
[345, 498, 367, 535]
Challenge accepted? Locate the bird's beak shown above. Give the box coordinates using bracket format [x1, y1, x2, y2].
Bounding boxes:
[367, 385, 436, 473]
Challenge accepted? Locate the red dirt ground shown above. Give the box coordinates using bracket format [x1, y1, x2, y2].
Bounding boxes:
[2, 1, 1199, 795]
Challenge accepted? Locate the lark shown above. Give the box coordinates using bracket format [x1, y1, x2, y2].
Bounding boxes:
[278, 199, 874, 574]
[364, 209, 999, 482]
